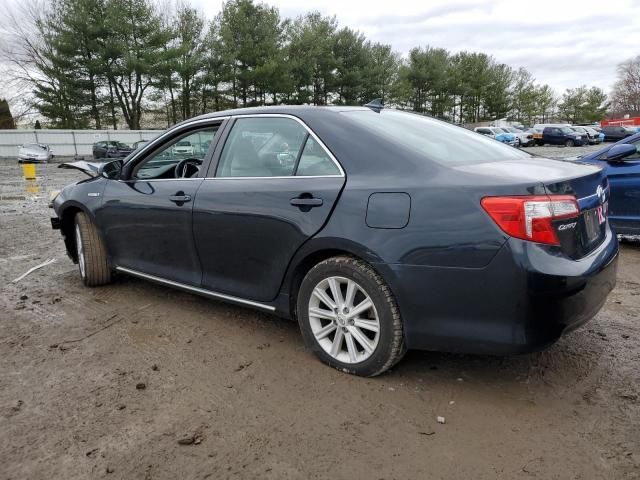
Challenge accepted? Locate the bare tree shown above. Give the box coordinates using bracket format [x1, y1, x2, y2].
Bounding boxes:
[0, 0, 53, 125]
[611, 55, 640, 116]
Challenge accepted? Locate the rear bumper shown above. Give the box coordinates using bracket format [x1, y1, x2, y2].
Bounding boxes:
[379, 228, 618, 355]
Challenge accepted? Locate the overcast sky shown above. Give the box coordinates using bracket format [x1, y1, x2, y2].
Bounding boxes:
[192, 0, 640, 93]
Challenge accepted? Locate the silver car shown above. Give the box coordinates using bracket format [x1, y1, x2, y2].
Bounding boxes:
[18, 144, 54, 163]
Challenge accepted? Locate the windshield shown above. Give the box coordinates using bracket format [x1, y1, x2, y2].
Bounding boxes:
[342, 110, 530, 166]
[23, 144, 45, 150]
[506, 128, 520, 133]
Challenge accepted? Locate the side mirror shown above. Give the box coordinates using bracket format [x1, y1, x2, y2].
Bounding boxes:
[606, 143, 637, 162]
[99, 159, 122, 179]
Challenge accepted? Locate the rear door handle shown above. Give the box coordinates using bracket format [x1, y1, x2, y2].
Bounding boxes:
[290, 197, 323, 207]
[169, 193, 191, 204]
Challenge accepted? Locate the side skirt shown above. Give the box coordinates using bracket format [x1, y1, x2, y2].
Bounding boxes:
[114, 266, 276, 312]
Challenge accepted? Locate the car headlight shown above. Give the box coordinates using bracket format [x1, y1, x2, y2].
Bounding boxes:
[48, 190, 61, 208]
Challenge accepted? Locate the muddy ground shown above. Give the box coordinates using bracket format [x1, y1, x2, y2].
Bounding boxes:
[0, 160, 638, 480]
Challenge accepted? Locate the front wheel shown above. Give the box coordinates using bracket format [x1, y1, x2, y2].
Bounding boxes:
[74, 212, 112, 287]
[297, 256, 405, 377]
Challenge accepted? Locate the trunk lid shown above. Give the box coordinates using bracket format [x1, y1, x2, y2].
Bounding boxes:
[456, 157, 609, 258]
[544, 167, 609, 259]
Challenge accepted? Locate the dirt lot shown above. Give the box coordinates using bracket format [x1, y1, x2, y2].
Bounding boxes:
[526, 143, 604, 159]
[1, 160, 638, 480]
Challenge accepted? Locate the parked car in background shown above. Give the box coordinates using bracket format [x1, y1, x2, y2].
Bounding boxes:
[526, 127, 544, 145]
[584, 126, 604, 143]
[18, 143, 54, 163]
[173, 140, 194, 156]
[501, 127, 534, 147]
[52, 106, 617, 376]
[542, 126, 587, 147]
[570, 126, 599, 145]
[92, 141, 133, 159]
[601, 125, 636, 142]
[132, 140, 149, 151]
[567, 131, 640, 235]
[474, 127, 517, 146]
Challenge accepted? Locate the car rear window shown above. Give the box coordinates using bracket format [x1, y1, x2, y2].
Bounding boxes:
[342, 110, 530, 166]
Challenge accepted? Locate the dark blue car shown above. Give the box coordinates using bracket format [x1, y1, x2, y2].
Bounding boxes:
[570, 132, 640, 235]
[51, 106, 618, 376]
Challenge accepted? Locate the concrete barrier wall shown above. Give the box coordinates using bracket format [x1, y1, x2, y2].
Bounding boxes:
[0, 129, 161, 158]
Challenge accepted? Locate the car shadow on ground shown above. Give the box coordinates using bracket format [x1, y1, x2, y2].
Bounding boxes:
[99, 272, 604, 390]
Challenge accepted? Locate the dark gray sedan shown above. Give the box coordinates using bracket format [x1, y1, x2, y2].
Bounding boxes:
[51, 106, 618, 376]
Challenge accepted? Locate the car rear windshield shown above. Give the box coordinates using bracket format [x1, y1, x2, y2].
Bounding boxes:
[342, 110, 530, 165]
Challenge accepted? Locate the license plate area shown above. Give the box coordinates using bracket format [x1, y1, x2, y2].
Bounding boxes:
[583, 202, 607, 243]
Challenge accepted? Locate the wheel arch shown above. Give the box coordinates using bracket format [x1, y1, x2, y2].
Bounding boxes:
[58, 201, 98, 262]
[281, 238, 392, 320]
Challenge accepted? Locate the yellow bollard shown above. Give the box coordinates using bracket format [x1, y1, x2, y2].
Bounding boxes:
[22, 162, 37, 180]
[25, 179, 40, 197]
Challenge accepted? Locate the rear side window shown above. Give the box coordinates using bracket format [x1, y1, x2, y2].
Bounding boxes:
[216, 117, 342, 177]
[343, 110, 529, 166]
[296, 137, 341, 176]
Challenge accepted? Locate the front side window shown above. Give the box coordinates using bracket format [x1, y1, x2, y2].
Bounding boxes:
[627, 139, 640, 159]
[216, 117, 339, 177]
[134, 127, 219, 179]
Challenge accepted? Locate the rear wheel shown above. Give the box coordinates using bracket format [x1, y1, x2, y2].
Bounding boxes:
[565, 139, 575, 147]
[74, 212, 111, 287]
[297, 256, 405, 377]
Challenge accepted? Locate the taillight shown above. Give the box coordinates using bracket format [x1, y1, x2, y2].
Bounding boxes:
[481, 195, 579, 245]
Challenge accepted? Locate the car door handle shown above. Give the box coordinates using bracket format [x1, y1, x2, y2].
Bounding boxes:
[169, 193, 191, 203]
[290, 197, 323, 207]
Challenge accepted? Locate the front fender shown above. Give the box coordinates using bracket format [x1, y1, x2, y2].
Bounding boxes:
[53, 178, 108, 261]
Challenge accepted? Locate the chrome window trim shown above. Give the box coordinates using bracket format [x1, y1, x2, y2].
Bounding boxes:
[215, 113, 345, 178]
[115, 266, 276, 311]
[202, 175, 343, 180]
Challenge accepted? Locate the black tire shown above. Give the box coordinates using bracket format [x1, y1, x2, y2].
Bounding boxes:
[297, 256, 405, 377]
[74, 212, 111, 287]
[565, 139, 574, 147]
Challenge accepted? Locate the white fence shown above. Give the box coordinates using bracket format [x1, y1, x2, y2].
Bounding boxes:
[0, 129, 161, 158]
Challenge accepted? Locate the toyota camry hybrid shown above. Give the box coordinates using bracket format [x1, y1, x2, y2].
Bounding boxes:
[51, 105, 618, 377]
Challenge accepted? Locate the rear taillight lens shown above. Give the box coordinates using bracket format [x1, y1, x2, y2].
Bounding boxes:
[481, 195, 579, 245]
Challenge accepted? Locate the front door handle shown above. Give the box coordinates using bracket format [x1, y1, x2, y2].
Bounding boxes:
[169, 192, 191, 204]
[290, 197, 323, 207]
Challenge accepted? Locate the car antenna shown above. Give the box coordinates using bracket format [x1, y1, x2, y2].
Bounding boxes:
[364, 98, 384, 113]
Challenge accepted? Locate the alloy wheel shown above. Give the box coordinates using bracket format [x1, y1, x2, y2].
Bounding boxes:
[308, 276, 380, 364]
[75, 224, 86, 278]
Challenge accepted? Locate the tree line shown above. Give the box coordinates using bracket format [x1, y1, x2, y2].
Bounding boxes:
[3, 0, 619, 130]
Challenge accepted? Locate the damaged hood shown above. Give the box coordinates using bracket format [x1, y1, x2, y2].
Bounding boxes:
[58, 160, 105, 177]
